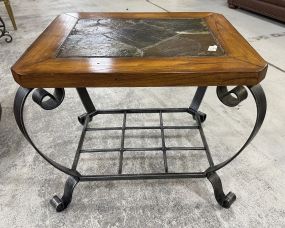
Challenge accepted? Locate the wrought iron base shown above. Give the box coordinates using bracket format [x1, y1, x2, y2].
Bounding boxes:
[13, 85, 266, 212]
[0, 17, 12, 43]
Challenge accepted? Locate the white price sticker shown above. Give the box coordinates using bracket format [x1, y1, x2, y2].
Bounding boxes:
[208, 45, 218, 52]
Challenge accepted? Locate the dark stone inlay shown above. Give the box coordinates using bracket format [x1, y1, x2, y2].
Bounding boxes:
[58, 18, 224, 58]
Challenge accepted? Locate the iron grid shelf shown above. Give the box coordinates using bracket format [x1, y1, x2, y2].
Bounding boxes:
[72, 108, 213, 181]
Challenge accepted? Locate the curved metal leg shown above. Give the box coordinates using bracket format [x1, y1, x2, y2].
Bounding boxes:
[206, 84, 267, 173]
[14, 87, 84, 212]
[207, 172, 236, 208]
[13, 87, 80, 177]
[50, 176, 79, 212]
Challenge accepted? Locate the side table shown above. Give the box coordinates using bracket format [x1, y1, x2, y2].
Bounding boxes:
[12, 12, 267, 212]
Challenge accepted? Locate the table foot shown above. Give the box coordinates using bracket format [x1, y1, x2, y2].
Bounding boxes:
[50, 176, 79, 212]
[207, 172, 236, 208]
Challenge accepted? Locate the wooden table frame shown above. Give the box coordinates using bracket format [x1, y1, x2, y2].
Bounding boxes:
[12, 12, 267, 88]
[12, 12, 267, 212]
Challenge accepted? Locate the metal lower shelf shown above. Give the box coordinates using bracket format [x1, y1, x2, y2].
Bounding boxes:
[73, 108, 211, 180]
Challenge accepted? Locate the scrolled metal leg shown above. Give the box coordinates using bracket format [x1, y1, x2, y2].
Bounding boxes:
[189, 87, 207, 122]
[14, 87, 83, 211]
[203, 84, 266, 207]
[207, 84, 267, 173]
[207, 172, 236, 208]
[50, 176, 79, 212]
[13, 87, 80, 177]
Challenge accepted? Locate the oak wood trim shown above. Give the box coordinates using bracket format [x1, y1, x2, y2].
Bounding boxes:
[66, 12, 214, 19]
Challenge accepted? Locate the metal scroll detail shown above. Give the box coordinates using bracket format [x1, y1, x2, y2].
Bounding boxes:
[13, 87, 80, 177]
[32, 88, 65, 110]
[216, 86, 248, 107]
[207, 84, 267, 173]
[0, 17, 12, 43]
